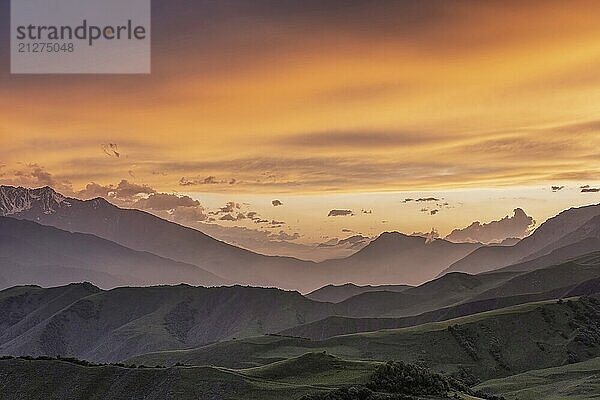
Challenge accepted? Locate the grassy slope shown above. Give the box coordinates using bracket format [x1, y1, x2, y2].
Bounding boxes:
[130, 297, 600, 382]
[0, 284, 336, 362]
[283, 262, 600, 340]
[0, 354, 379, 400]
[475, 356, 600, 400]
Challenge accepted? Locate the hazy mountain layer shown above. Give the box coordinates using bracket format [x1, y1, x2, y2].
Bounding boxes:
[0, 216, 228, 289]
[1, 185, 483, 290]
[306, 283, 413, 303]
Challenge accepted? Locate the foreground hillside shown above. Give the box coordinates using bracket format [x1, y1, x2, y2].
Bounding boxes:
[475, 356, 600, 399]
[0, 354, 478, 400]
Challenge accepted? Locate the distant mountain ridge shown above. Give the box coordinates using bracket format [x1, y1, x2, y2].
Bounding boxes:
[0, 216, 228, 289]
[306, 283, 412, 303]
[0, 185, 483, 290]
[442, 203, 600, 275]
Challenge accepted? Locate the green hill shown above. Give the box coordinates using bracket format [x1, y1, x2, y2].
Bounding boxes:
[283, 259, 600, 340]
[130, 297, 600, 382]
[0, 354, 481, 400]
[0, 284, 336, 362]
[475, 356, 600, 399]
[0, 354, 376, 400]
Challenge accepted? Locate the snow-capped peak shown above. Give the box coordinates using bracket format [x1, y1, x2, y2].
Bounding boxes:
[0, 185, 71, 216]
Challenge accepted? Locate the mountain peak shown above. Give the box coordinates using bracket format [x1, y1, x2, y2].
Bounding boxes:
[0, 185, 70, 216]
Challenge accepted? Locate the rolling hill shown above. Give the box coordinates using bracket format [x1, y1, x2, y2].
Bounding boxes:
[475, 356, 600, 400]
[0, 354, 475, 400]
[0, 283, 337, 362]
[130, 296, 600, 382]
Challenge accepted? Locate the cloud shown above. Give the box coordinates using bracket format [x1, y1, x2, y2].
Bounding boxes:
[445, 208, 535, 244]
[269, 230, 301, 241]
[77, 182, 113, 199]
[318, 234, 370, 250]
[9, 163, 72, 193]
[133, 193, 200, 211]
[179, 176, 224, 186]
[361, 209, 372, 214]
[77, 180, 158, 202]
[211, 201, 241, 215]
[272, 199, 283, 206]
[113, 180, 155, 198]
[415, 197, 440, 202]
[328, 209, 354, 217]
[430, 209, 439, 215]
[582, 187, 600, 193]
[551, 185, 565, 192]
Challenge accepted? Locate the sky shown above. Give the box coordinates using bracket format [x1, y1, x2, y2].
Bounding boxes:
[1, 0, 600, 259]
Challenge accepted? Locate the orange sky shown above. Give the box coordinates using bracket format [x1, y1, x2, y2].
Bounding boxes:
[2, 0, 600, 251]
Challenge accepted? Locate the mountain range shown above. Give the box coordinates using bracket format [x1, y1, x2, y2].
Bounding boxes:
[0, 185, 483, 290]
[2, 185, 600, 399]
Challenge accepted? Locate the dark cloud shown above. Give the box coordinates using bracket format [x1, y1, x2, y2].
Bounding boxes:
[9, 163, 72, 193]
[179, 176, 226, 186]
[269, 231, 301, 241]
[77, 180, 156, 201]
[272, 199, 283, 206]
[582, 187, 600, 193]
[328, 209, 354, 217]
[133, 193, 200, 211]
[113, 180, 155, 198]
[318, 234, 370, 249]
[219, 214, 236, 221]
[219, 201, 241, 214]
[77, 182, 113, 199]
[551, 185, 565, 192]
[415, 197, 440, 202]
[430, 209, 439, 215]
[361, 209, 372, 214]
[445, 208, 535, 244]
